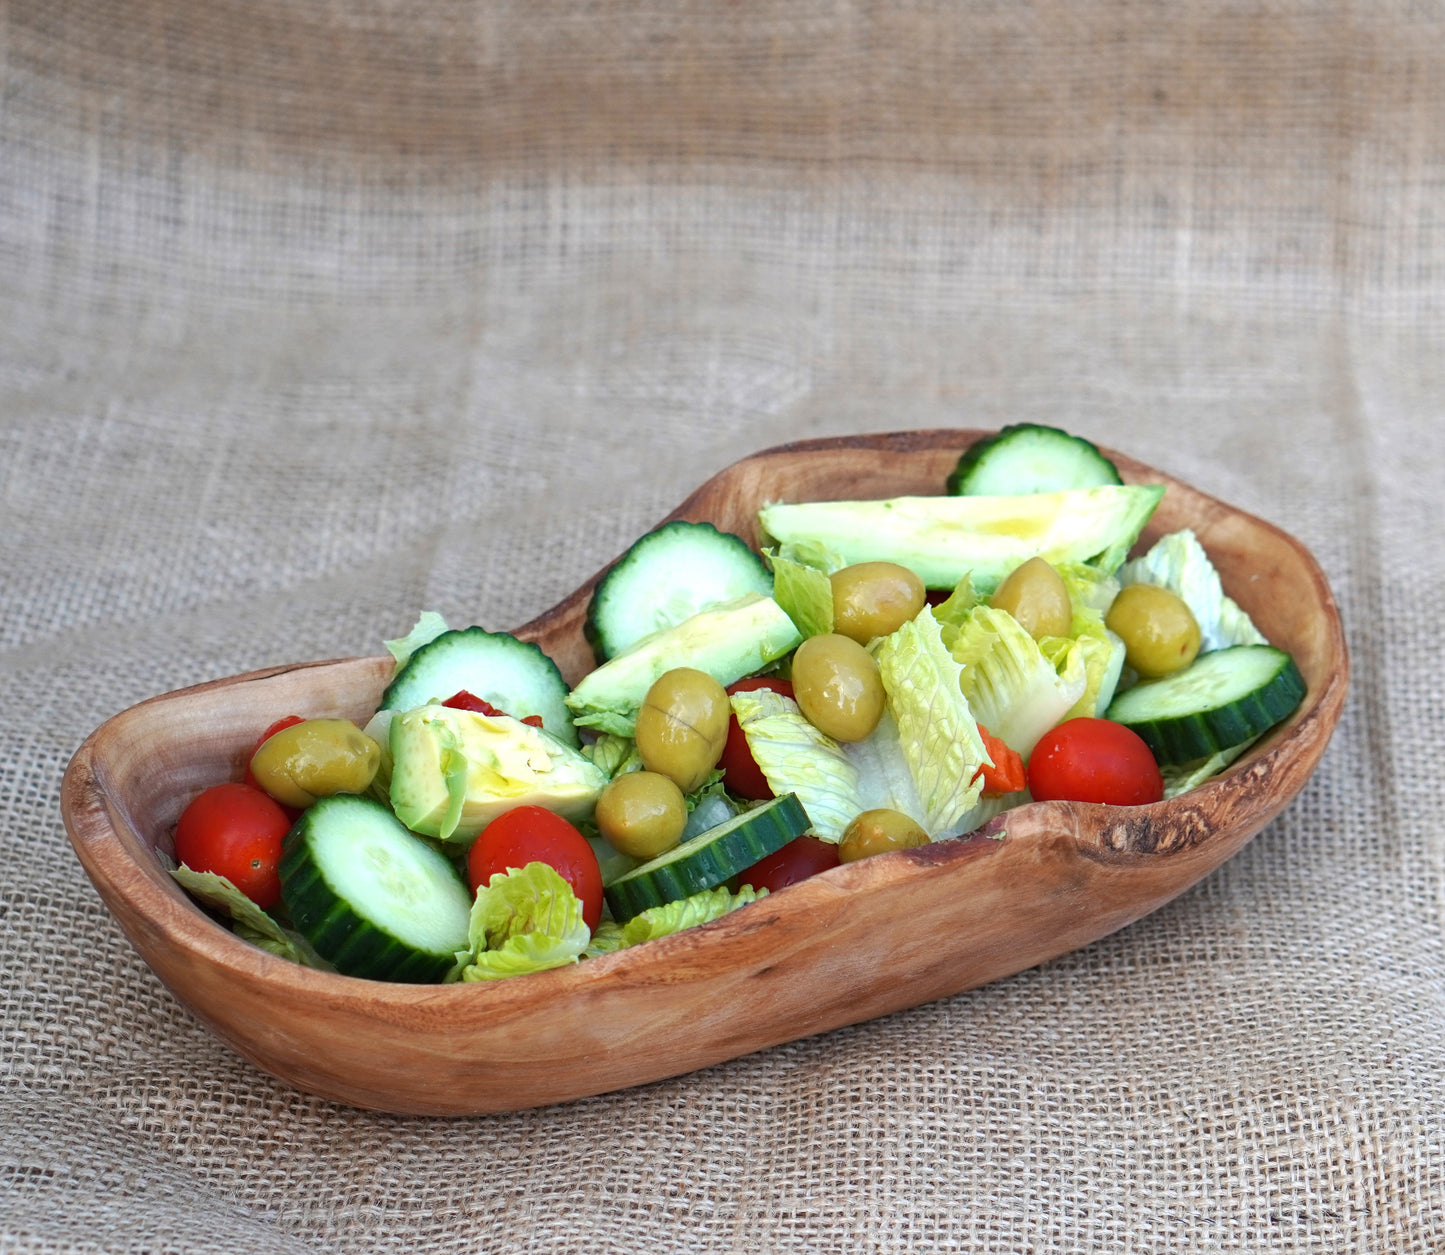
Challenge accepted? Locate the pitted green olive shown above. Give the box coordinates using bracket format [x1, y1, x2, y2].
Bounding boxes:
[838, 808, 930, 863]
[594, 770, 687, 859]
[989, 557, 1073, 639]
[634, 667, 730, 793]
[790, 633, 885, 743]
[1105, 583, 1202, 678]
[248, 718, 380, 808]
[829, 561, 926, 644]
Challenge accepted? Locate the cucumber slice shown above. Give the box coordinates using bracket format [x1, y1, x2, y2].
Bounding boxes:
[379, 627, 578, 747]
[279, 795, 472, 982]
[1104, 645, 1306, 765]
[948, 424, 1123, 495]
[585, 521, 773, 662]
[604, 793, 810, 922]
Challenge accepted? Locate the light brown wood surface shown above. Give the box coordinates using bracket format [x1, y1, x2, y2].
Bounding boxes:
[60, 430, 1349, 1115]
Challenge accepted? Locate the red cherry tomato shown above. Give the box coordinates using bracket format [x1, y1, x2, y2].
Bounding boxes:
[737, 835, 840, 893]
[242, 715, 305, 793]
[174, 782, 292, 909]
[1026, 718, 1164, 806]
[719, 676, 795, 801]
[466, 805, 604, 931]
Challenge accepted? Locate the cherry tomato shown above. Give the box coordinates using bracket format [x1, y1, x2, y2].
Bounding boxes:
[174, 782, 292, 909]
[1026, 718, 1164, 806]
[719, 676, 795, 801]
[242, 715, 304, 793]
[466, 805, 604, 931]
[737, 835, 840, 893]
[442, 691, 543, 728]
[972, 723, 1026, 797]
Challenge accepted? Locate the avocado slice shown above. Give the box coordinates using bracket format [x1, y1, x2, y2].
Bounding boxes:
[389, 705, 607, 843]
[565, 592, 802, 738]
[758, 485, 1165, 593]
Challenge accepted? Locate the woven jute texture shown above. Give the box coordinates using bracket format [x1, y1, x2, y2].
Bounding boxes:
[3, 0, 1442, 1249]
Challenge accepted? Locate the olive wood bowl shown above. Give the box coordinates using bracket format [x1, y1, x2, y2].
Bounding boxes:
[61, 430, 1348, 1115]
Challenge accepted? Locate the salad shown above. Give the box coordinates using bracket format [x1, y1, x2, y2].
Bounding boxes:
[169, 425, 1306, 985]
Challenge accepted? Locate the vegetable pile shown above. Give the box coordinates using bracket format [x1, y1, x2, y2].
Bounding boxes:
[170, 426, 1306, 983]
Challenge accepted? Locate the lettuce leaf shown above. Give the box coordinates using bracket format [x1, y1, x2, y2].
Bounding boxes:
[383, 611, 451, 672]
[1041, 626, 1126, 721]
[170, 865, 333, 970]
[948, 605, 1086, 757]
[582, 732, 642, 779]
[1052, 560, 1121, 619]
[874, 609, 989, 834]
[733, 612, 993, 840]
[930, 574, 982, 645]
[771, 538, 848, 574]
[730, 687, 862, 841]
[452, 862, 590, 982]
[585, 884, 767, 957]
[766, 548, 835, 639]
[1117, 529, 1267, 652]
[1160, 737, 1259, 798]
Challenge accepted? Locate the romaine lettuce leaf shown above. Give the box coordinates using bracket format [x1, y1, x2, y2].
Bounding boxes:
[383, 611, 451, 672]
[930, 574, 982, 646]
[1053, 561, 1121, 619]
[1117, 529, 1267, 652]
[730, 687, 861, 841]
[582, 732, 642, 779]
[733, 612, 993, 840]
[948, 605, 1086, 757]
[453, 862, 590, 982]
[1041, 626, 1126, 721]
[1031, 562, 1126, 720]
[585, 884, 767, 957]
[771, 538, 848, 574]
[1160, 737, 1259, 798]
[766, 548, 835, 639]
[874, 609, 989, 834]
[169, 866, 333, 970]
[841, 707, 928, 827]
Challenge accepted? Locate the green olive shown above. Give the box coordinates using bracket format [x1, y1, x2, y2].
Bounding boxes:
[1105, 583, 1202, 678]
[838, 808, 931, 862]
[249, 718, 380, 808]
[594, 770, 687, 859]
[790, 633, 885, 743]
[829, 561, 927, 644]
[634, 667, 730, 793]
[989, 557, 1073, 639]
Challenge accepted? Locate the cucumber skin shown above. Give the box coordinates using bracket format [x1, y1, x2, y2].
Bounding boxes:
[947, 424, 1123, 495]
[1107, 649, 1307, 765]
[584, 521, 772, 664]
[604, 793, 810, 923]
[279, 800, 468, 984]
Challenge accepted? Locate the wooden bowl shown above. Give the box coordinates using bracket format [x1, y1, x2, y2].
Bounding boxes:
[61, 430, 1348, 1115]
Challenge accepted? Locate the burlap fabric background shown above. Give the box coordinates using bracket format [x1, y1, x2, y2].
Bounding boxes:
[3, 0, 1441, 1250]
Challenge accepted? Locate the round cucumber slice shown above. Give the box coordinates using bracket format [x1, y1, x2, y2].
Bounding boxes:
[948, 424, 1123, 495]
[604, 793, 810, 922]
[279, 794, 473, 982]
[585, 521, 773, 663]
[1104, 645, 1306, 765]
[379, 626, 578, 747]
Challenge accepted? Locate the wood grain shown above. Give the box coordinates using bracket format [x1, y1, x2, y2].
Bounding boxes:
[60, 430, 1348, 1114]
